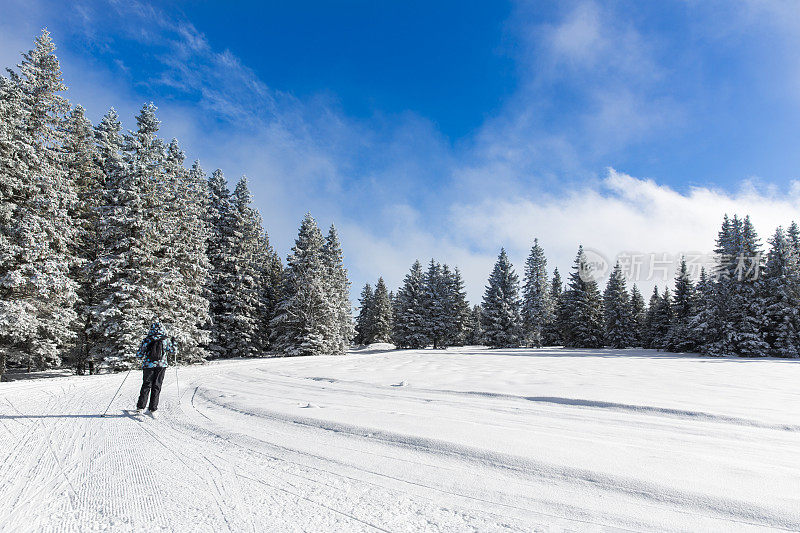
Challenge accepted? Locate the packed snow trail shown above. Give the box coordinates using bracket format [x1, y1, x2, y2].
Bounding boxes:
[1, 348, 799, 532]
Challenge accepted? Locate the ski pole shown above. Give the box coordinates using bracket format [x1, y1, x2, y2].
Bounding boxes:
[101, 366, 133, 417]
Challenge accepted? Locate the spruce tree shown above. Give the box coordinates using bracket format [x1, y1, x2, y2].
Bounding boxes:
[464, 305, 483, 345]
[562, 246, 604, 348]
[321, 225, 353, 354]
[447, 267, 472, 346]
[206, 169, 237, 357]
[372, 278, 393, 343]
[481, 249, 522, 347]
[629, 284, 646, 347]
[522, 238, 551, 347]
[92, 103, 165, 368]
[257, 230, 284, 352]
[650, 288, 673, 350]
[160, 147, 211, 364]
[643, 286, 661, 349]
[0, 30, 77, 373]
[271, 214, 333, 356]
[665, 258, 699, 352]
[355, 283, 374, 345]
[763, 228, 800, 357]
[225, 177, 264, 357]
[423, 260, 449, 349]
[64, 105, 103, 373]
[392, 260, 428, 349]
[545, 268, 564, 345]
[603, 262, 633, 348]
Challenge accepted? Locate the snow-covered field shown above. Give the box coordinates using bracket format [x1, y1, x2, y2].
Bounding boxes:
[1, 347, 799, 532]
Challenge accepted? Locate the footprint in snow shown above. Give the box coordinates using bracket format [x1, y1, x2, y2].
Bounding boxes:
[301, 403, 320, 408]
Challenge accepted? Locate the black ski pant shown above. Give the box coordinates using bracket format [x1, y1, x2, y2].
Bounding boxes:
[137, 367, 167, 411]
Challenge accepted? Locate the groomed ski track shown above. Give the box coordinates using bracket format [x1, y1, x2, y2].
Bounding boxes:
[1, 347, 799, 532]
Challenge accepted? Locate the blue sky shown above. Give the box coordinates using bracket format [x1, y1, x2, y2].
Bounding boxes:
[3, 0, 800, 301]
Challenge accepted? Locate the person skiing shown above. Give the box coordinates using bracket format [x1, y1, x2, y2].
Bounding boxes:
[134, 321, 176, 418]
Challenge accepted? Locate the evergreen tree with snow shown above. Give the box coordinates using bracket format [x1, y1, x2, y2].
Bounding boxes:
[321, 225, 353, 354]
[650, 288, 673, 350]
[544, 268, 564, 345]
[371, 277, 393, 343]
[561, 247, 604, 348]
[224, 177, 264, 357]
[423, 260, 449, 349]
[787, 222, 799, 254]
[256, 230, 284, 352]
[762, 227, 800, 357]
[206, 169, 237, 357]
[642, 286, 661, 349]
[271, 214, 334, 356]
[665, 258, 699, 352]
[446, 267, 472, 346]
[64, 105, 103, 373]
[464, 305, 483, 345]
[354, 283, 374, 345]
[92, 103, 166, 368]
[603, 262, 634, 348]
[0, 31, 78, 374]
[159, 147, 212, 364]
[629, 284, 646, 347]
[392, 260, 429, 349]
[522, 238, 551, 347]
[481, 249, 522, 348]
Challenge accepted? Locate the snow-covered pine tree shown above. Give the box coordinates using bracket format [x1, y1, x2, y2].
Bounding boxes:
[206, 169, 237, 358]
[787, 222, 799, 254]
[392, 260, 429, 349]
[256, 230, 284, 352]
[322, 224, 354, 354]
[705, 214, 740, 355]
[730, 216, 769, 356]
[271, 213, 333, 356]
[642, 286, 661, 349]
[544, 268, 564, 345]
[372, 277, 393, 343]
[650, 288, 673, 350]
[160, 147, 211, 364]
[629, 284, 646, 347]
[63, 105, 103, 373]
[763, 227, 800, 357]
[92, 103, 165, 368]
[481, 248, 522, 348]
[354, 283, 374, 345]
[688, 267, 713, 353]
[561, 246, 604, 348]
[224, 177, 264, 358]
[603, 262, 633, 348]
[464, 305, 483, 345]
[0, 30, 78, 374]
[665, 258, 699, 352]
[522, 238, 551, 347]
[423, 260, 449, 349]
[446, 267, 472, 346]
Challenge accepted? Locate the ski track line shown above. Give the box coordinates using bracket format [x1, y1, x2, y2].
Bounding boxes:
[267, 370, 800, 433]
[178, 377, 538, 532]
[191, 395, 759, 533]
[186, 385, 683, 532]
[196, 384, 800, 531]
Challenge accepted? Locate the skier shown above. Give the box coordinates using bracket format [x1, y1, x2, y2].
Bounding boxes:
[134, 321, 176, 418]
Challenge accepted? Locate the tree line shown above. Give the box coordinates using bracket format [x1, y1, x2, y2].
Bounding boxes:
[357, 219, 800, 358]
[0, 31, 353, 378]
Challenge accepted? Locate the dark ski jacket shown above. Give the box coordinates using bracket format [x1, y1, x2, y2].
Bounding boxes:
[136, 322, 176, 369]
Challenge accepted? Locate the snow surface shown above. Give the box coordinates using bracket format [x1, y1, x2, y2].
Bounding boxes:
[1, 347, 799, 531]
